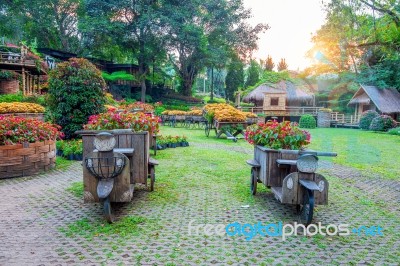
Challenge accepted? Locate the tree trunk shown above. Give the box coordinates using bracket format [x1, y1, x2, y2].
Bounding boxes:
[138, 38, 147, 102]
[181, 75, 195, 96]
[210, 68, 214, 101]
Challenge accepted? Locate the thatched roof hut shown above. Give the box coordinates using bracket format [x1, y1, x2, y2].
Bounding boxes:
[243, 81, 314, 107]
[348, 85, 400, 114]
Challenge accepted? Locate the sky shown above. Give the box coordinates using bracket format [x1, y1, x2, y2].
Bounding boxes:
[242, 0, 328, 71]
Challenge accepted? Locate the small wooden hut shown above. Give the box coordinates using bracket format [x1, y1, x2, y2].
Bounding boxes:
[348, 84, 400, 121]
[243, 81, 314, 111]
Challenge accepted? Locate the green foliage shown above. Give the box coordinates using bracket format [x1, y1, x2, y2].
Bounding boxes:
[245, 59, 260, 88]
[66, 182, 83, 198]
[388, 127, 400, 136]
[242, 71, 292, 98]
[225, 56, 244, 101]
[0, 93, 24, 103]
[0, 70, 17, 80]
[299, 114, 317, 129]
[369, 115, 397, 132]
[21, 94, 47, 106]
[154, 106, 166, 116]
[102, 71, 135, 82]
[359, 110, 379, 130]
[47, 58, 106, 139]
[203, 96, 225, 104]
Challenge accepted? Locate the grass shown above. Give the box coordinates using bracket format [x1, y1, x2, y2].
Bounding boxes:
[55, 156, 74, 171]
[66, 181, 83, 198]
[306, 128, 400, 180]
[59, 216, 153, 240]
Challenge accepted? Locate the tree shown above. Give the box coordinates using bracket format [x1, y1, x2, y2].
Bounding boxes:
[277, 58, 288, 71]
[1, 0, 80, 52]
[162, 0, 268, 96]
[225, 55, 244, 101]
[245, 59, 260, 88]
[80, 0, 165, 102]
[264, 55, 275, 71]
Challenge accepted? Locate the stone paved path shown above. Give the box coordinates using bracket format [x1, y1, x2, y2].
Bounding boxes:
[0, 141, 399, 265]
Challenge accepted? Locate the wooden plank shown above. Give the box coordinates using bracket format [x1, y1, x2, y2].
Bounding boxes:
[281, 172, 299, 204]
[297, 172, 314, 205]
[314, 174, 329, 205]
[268, 151, 281, 187]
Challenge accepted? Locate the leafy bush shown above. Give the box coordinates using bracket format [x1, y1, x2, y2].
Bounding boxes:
[203, 96, 226, 103]
[359, 110, 379, 130]
[299, 114, 316, 129]
[0, 93, 24, 103]
[21, 95, 46, 106]
[388, 127, 400, 135]
[47, 58, 106, 139]
[0, 115, 63, 145]
[369, 115, 397, 131]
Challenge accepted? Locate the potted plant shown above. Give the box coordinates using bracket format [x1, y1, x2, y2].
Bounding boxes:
[179, 135, 189, 147]
[62, 142, 74, 160]
[72, 139, 83, 160]
[56, 140, 64, 156]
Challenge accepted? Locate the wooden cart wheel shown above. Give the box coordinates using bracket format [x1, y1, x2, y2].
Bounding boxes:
[299, 189, 314, 225]
[250, 167, 258, 195]
[103, 197, 114, 223]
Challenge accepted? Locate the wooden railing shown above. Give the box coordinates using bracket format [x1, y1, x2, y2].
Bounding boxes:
[237, 106, 323, 115]
[331, 112, 361, 124]
[0, 52, 36, 67]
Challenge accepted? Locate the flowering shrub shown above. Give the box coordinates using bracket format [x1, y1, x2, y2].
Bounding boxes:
[83, 110, 161, 134]
[369, 115, 396, 131]
[47, 58, 106, 139]
[0, 116, 63, 145]
[123, 101, 154, 112]
[204, 103, 247, 122]
[245, 120, 311, 150]
[0, 102, 45, 113]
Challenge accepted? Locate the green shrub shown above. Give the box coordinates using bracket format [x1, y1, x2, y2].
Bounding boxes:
[21, 94, 46, 106]
[369, 115, 397, 131]
[47, 58, 106, 139]
[154, 106, 166, 116]
[0, 93, 24, 103]
[299, 114, 316, 129]
[203, 96, 225, 103]
[359, 110, 379, 130]
[388, 127, 400, 135]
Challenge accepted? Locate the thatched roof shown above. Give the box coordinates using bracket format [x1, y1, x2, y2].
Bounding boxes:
[348, 85, 400, 114]
[243, 81, 314, 106]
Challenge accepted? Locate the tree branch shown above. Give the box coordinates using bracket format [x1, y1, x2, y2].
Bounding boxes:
[359, 0, 400, 27]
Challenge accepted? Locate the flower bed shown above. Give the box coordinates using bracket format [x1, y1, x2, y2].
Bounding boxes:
[0, 102, 45, 113]
[0, 116, 62, 178]
[245, 120, 310, 150]
[83, 110, 160, 134]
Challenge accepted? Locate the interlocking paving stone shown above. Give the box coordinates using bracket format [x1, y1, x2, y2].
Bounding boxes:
[0, 141, 399, 265]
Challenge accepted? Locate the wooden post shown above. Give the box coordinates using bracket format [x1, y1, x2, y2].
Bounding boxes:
[37, 76, 40, 95]
[22, 67, 26, 95]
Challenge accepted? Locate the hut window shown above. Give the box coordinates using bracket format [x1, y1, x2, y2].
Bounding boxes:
[270, 97, 279, 106]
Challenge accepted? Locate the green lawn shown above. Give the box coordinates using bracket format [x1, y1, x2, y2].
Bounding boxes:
[307, 128, 400, 180]
[160, 126, 400, 180]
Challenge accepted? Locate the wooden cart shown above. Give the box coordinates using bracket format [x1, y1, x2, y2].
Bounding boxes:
[204, 119, 249, 142]
[246, 146, 337, 224]
[76, 129, 158, 204]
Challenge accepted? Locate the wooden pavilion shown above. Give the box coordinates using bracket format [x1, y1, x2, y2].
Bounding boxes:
[0, 44, 47, 95]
